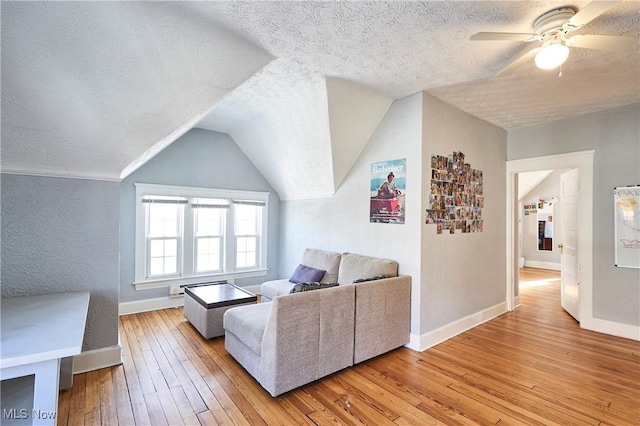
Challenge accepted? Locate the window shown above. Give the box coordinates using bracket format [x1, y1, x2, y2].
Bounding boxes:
[144, 196, 185, 278]
[234, 201, 262, 269]
[192, 198, 228, 274]
[134, 184, 269, 289]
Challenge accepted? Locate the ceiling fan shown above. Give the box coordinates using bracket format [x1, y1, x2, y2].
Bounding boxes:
[470, 0, 637, 77]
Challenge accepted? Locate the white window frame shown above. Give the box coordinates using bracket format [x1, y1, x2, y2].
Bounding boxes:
[144, 196, 185, 279]
[134, 183, 269, 290]
[233, 200, 264, 270]
[192, 200, 227, 275]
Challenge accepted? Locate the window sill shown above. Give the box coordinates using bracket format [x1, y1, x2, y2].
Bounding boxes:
[133, 269, 268, 291]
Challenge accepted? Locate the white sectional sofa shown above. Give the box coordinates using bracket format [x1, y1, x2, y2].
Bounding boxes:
[223, 249, 411, 396]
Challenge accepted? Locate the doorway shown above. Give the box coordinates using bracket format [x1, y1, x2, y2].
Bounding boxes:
[506, 151, 594, 327]
[517, 169, 564, 272]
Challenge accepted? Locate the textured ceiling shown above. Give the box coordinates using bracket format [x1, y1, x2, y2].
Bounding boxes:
[1, 1, 272, 180]
[194, 0, 639, 128]
[197, 58, 337, 199]
[2, 1, 638, 198]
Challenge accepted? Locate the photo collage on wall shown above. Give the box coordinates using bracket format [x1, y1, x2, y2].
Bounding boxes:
[523, 203, 539, 215]
[426, 151, 483, 234]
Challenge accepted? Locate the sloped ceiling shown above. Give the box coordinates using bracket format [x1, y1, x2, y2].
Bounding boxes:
[196, 58, 338, 199]
[518, 170, 554, 200]
[1, 1, 272, 180]
[197, 65, 394, 199]
[2, 1, 638, 199]
[325, 77, 395, 193]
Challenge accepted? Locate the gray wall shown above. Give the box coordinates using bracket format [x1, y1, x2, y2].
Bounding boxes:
[508, 103, 640, 326]
[1, 174, 120, 350]
[421, 93, 507, 332]
[120, 128, 280, 302]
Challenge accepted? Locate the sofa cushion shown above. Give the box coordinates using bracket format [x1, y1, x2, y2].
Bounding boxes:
[353, 275, 411, 364]
[260, 279, 295, 301]
[337, 253, 398, 285]
[223, 302, 272, 354]
[301, 249, 341, 283]
[289, 282, 339, 293]
[289, 264, 326, 284]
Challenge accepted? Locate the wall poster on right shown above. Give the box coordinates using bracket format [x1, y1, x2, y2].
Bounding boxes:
[614, 185, 640, 269]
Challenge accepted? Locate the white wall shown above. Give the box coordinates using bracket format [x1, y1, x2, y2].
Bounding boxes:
[509, 103, 640, 327]
[279, 93, 424, 335]
[279, 92, 508, 348]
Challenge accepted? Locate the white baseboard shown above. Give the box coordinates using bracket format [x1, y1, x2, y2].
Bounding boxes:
[514, 295, 521, 308]
[119, 295, 185, 315]
[120, 284, 262, 316]
[582, 317, 640, 341]
[524, 260, 561, 271]
[415, 302, 508, 351]
[406, 333, 421, 351]
[73, 345, 122, 374]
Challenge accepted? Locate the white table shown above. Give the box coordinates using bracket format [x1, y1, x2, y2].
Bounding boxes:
[1, 292, 90, 426]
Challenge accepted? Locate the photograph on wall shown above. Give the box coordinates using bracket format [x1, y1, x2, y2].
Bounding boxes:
[425, 151, 483, 234]
[523, 202, 539, 216]
[614, 185, 640, 268]
[370, 158, 406, 224]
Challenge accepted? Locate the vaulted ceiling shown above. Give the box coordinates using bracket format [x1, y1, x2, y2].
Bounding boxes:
[2, 1, 638, 199]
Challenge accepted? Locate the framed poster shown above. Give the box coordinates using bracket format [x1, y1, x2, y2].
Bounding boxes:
[370, 159, 406, 224]
[614, 185, 640, 268]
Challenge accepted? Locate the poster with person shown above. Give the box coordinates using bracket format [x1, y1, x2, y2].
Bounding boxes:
[370, 159, 406, 224]
[614, 185, 640, 268]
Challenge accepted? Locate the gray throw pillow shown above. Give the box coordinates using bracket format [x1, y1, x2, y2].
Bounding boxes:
[352, 275, 390, 283]
[289, 282, 339, 293]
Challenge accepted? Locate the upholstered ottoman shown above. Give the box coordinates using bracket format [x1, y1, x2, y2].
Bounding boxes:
[184, 282, 257, 339]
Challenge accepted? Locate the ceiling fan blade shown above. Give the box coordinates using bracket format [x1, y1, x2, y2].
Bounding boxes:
[470, 32, 538, 42]
[565, 0, 622, 31]
[568, 34, 637, 51]
[496, 47, 541, 78]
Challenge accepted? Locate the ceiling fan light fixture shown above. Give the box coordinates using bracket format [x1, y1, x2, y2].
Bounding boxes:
[534, 43, 570, 70]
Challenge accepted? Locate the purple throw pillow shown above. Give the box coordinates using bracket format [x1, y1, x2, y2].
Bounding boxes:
[289, 264, 326, 284]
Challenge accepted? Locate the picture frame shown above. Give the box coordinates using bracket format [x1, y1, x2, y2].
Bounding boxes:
[614, 185, 640, 268]
[370, 159, 406, 224]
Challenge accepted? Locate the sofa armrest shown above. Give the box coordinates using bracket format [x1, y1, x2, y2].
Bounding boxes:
[258, 284, 355, 396]
[353, 275, 411, 364]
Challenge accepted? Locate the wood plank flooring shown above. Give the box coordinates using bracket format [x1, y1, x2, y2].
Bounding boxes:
[58, 268, 639, 425]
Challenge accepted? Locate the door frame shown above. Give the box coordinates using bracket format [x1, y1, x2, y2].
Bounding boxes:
[506, 150, 594, 326]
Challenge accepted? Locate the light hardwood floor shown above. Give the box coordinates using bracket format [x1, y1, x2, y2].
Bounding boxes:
[58, 268, 639, 425]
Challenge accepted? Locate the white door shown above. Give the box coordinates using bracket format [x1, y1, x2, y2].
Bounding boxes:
[560, 169, 579, 321]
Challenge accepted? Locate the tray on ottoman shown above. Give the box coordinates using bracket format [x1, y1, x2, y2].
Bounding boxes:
[184, 282, 257, 339]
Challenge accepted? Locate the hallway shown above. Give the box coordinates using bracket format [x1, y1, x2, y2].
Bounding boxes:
[519, 266, 561, 290]
[518, 266, 574, 326]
